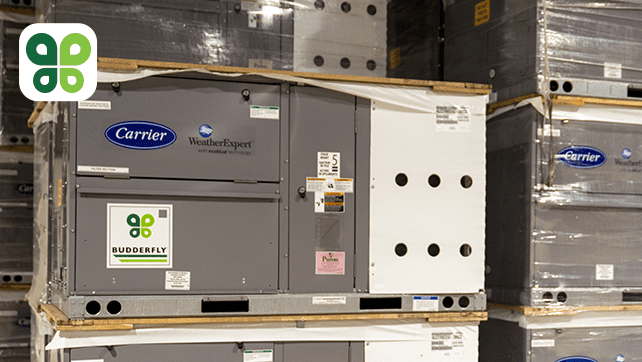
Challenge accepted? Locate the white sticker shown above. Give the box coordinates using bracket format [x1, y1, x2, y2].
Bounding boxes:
[307, 178, 354, 193]
[333, 179, 353, 193]
[537, 124, 561, 137]
[531, 339, 555, 348]
[604, 62, 623, 79]
[413, 296, 439, 311]
[306, 178, 327, 193]
[248, 59, 273, 70]
[77, 165, 129, 175]
[78, 100, 111, 110]
[317, 152, 340, 177]
[107, 204, 173, 269]
[431, 332, 465, 356]
[596, 264, 614, 280]
[250, 106, 279, 120]
[165, 271, 190, 290]
[0, 169, 18, 176]
[243, 350, 273, 362]
[0, 311, 18, 317]
[436, 105, 471, 132]
[312, 296, 347, 305]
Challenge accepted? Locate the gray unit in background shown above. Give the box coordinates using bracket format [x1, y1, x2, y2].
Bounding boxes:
[481, 318, 642, 362]
[38, 74, 485, 319]
[444, 0, 642, 101]
[0, 18, 35, 146]
[51, 342, 363, 362]
[0, 299, 31, 362]
[487, 104, 642, 306]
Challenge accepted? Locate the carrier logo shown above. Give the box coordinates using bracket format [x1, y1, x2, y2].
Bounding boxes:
[127, 213, 154, 238]
[557, 146, 606, 169]
[16, 183, 33, 195]
[555, 357, 598, 362]
[105, 121, 177, 150]
[616, 355, 626, 362]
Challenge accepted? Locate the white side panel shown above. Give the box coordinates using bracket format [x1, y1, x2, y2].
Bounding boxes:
[369, 97, 486, 294]
[364, 325, 479, 362]
[293, 0, 386, 77]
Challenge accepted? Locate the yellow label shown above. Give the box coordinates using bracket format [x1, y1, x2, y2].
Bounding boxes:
[475, 0, 490, 26]
[57, 179, 62, 207]
[389, 47, 401, 70]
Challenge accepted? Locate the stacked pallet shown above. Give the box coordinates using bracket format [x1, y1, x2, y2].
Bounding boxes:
[442, 0, 642, 360]
[26, 57, 490, 362]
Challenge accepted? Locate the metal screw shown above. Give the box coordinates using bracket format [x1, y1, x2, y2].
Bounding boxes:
[371, 263, 375, 267]
[284, 207, 289, 210]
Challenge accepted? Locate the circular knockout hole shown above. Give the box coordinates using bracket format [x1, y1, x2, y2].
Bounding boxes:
[340, 57, 351, 69]
[314, 0, 325, 10]
[395, 243, 408, 257]
[2, 275, 10, 282]
[542, 292, 553, 301]
[460, 244, 472, 257]
[366, 60, 376, 71]
[341, 1, 351, 13]
[458, 296, 470, 308]
[395, 173, 408, 187]
[21, 137, 30, 144]
[563, 81, 573, 93]
[428, 174, 441, 188]
[313, 55, 324, 67]
[14, 275, 22, 282]
[428, 243, 440, 257]
[557, 292, 567, 303]
[85, 301, 101, 316]
[24, 0, 32, 5]
[442, 296, 454, 309]
[460, 175, 473, 188]
[11, 0, 19, 4]
[10, 136, 18, 143]
[367, 4, 377, 15]
[106, 301, 122, 315]
[550, 80, 559, 92]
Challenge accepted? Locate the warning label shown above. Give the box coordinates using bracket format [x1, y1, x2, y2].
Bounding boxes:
[306, 178, 353, 193]
[315, 251, 345, 275]
[474, 0, 490, 26]
[436, 105, 471, 132]
[413, 296, 439, 311]
[314, 192, 345, 213]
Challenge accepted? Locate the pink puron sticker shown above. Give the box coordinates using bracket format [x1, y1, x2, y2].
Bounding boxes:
[315, 251, 345, 275]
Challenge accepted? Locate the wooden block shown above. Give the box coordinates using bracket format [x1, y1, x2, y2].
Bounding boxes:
[0, 5, 35, 16]
[27, 101, 48, 128]
[0, 283, 31, 292]
[552, 95, 642, 108]
[487, 93, 543, 115]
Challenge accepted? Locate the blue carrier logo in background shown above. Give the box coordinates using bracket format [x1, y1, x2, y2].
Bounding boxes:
[557, 146, 607, 169]
[555, 357, 598, 362]
[616, 354, 626, 362]
[199, 124, 212, 138]
[105, 121, 176, 150]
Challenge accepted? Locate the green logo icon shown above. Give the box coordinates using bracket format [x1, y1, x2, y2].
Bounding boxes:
[127, 213, 155, 238]
[26, 32, 90, 94]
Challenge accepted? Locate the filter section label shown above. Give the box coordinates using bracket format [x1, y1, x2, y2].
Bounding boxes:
[107, 203, 173, 269]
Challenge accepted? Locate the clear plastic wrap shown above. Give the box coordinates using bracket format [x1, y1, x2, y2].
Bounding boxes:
[0, 13, 35, 146]
[444, 0, 642, 100]
[486, 98, 642, 307]
[37, 0, 440, 79]
[481, 316, 642, 362]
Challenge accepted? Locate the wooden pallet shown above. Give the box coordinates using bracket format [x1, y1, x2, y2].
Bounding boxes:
[40, 303, 487, 332]
[487, 93, 642, 115]
[96, 57, 491, 95]
[0, 145, 33, 153]
[489, 302, 642, 316]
